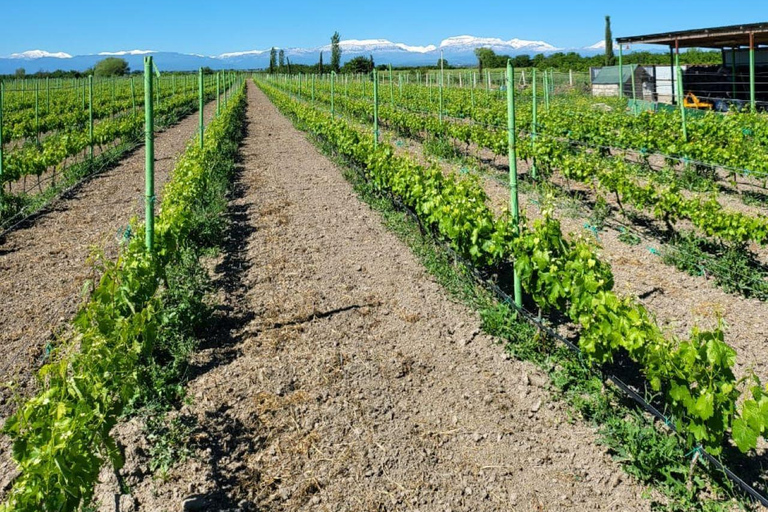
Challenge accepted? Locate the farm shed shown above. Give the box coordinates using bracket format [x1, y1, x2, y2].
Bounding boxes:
[591, 64, 650, 98]
[617, 21, 768, 109]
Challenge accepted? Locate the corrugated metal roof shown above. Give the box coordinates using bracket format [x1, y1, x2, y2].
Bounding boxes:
[616, 22, 768, 49]
[592, 64, 639, 84]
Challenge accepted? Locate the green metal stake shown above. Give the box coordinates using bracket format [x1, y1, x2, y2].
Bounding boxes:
[399, 73, 403, 99]
[330, 71, 335, 117]
[130, 77, 136, 114]
[543, 70, 550, 110]
[749, 32, 756, 112]
[506, 61, 522, 308]
[389, 64, 394, 108]
[631, 65, 636, 101]
[144, 56, 155, 252]
[373, 68, 379, 148]
[531, 68, 537, 180]
[198, 68, 204, 149]
[676, 52, 687, 141]
[88, 75, 94, 161]
[35, 80, 39, 144]
[0, 82, 4, 194]
[731, 47, 737, 101]
[618, 43, 624, 99]
[439, 50, 444, 123]
[312, 73, 315, 102]
[216, 72, 220, 116]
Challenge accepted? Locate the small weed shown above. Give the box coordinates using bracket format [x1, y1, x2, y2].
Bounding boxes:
[742, 190, 768, 207]
[588, 195, 611, 231]
[145, 414, 196, 480]
[618, 228, 642, 246]
[423, 134, 462, 161]
[661, 231, 768, 301]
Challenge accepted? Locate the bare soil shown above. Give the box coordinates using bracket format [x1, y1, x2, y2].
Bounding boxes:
[93, 83, 656, 511]
[0, 99, 218, 405]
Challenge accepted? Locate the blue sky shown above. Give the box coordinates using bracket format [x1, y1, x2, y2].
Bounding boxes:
[2, 0, 761, 56]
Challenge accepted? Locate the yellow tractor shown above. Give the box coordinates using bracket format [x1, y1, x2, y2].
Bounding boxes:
[683, 92, 714, 110]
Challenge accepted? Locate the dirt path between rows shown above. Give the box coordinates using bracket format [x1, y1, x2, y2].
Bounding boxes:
[0, 97, 218, 409]
[93, 82, 655, 511]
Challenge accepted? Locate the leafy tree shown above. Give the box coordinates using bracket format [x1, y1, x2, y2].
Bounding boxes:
[605, 15, 615, 66]
[286, 57, 291, 74]
[278, 49, 285, 69]
[331, 31, 341, 73]
[437, 58, 449, 69]
[94, 57, 129, 76]
[269, 47, 277, 74]
[14, 68, 25, 78]
[512, 55, 532, 68]
[319, 51, 324, 74]
[341, 55, 374, 74]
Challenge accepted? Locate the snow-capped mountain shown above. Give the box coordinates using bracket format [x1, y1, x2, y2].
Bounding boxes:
[585, 40, 618, 51]
[0, 34, 649, 74]
[439, 35, 559, 52]
[9, 50, 72, 59]
[98, 49, 156, 56]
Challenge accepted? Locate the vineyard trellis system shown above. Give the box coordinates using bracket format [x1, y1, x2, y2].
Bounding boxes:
[256, 67, 768, 507]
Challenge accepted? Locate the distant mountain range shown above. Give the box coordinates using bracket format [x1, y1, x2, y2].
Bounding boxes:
[0, 35, 652, 74]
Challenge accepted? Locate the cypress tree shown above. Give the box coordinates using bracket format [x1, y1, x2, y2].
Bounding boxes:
[605, 15, 615, 66]
[331, 32, 342, 73]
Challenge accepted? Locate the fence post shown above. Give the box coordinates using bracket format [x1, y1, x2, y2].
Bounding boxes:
[631, 66, 637, 101]
[389, 64, 394, 108]
[198, 68, 204, 149]
[544, 70, 550, 110]
[373, 68, 379, 148]
[216, 72, 220, 116]
[531, 68, 537, 180]
[89, 75, 94, 161]
[569, 69, 573, 87]
[506, 61, 522, 308]
[312, 73, 315, 102]
[144, 56, 155, 252]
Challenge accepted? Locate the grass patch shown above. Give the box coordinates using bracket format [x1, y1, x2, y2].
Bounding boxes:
[661, 232, 768, 301]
